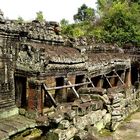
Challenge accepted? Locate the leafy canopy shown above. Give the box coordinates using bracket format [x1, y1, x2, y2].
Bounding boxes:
[60, 1, 140, 47]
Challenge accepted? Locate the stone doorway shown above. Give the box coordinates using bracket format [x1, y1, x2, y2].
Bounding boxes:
[55, 77, 65, 102]
[75, 75, 84, 90]
[15, 76, 27, 108]
[131, 63, 139, 85]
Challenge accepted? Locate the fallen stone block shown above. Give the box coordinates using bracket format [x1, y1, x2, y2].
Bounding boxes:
[64, 110, 76, 121]
[73, 130, 87, 140]
[59, 120, 70, 129]
[103, 113, 111, 126]
[94, 119, 104, 131]
[48, 111, 64, 124]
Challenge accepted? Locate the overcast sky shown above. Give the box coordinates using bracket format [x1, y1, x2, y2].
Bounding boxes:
[0, 0, 97, 23]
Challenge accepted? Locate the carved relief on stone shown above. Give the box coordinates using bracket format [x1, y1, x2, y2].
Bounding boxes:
[16, 44, 45, 72]
[0, 81, 13, 93]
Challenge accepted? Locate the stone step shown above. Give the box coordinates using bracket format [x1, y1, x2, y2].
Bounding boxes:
[0, 115, 37, 140]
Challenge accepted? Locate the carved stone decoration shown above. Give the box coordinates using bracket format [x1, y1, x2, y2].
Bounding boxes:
[16, 44, 45, 72]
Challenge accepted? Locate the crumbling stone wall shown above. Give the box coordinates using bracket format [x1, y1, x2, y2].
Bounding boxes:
[0, 10, 140, 140]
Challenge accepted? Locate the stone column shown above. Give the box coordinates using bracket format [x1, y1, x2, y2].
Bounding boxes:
[61, 77, 68, 102]
[125, 68, 131, 87]
[97, 76, 104, 88]
[27, 80, 42, 115]
[110, 75, 116, 87]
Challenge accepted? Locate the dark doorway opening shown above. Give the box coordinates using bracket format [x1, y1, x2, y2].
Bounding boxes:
[91, 76, 101, 87]
[55, 77, 64, 102]
[75, 75, 84, 90]
[15, 76, 27, 108]
[131, 64, 139, 85]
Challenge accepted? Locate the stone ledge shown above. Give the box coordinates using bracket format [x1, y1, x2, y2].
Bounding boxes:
[0, 107, 19, 119]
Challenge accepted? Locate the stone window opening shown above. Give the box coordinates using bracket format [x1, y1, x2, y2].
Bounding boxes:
[90, 76, 101, 87]
[75, 75, 85, 90]
[55, 77, 65, 102]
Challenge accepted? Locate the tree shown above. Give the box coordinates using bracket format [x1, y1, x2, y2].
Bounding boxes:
[17, 16, 24, 24]
[36, 11, 44, 22]
[73, 4, 95, 22]
[60, 18, 69, 26]
[60, 0, 139, 46]
[100, 1, 140, 46]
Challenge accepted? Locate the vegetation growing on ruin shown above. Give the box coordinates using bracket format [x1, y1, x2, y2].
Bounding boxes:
[60, 0, 140, 47]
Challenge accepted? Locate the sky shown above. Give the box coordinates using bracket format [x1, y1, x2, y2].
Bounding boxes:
[0, 0, 97, 23]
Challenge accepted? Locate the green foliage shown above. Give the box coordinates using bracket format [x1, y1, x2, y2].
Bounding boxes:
[60, 1, 140, 46]
[101, 1, 140, 46]
[60, 22, 85, 37]
[17, 16, 24, 24]
[36, 11, 44, 22]
[60, 18, 69, 26]
[73, 4, 95, 22]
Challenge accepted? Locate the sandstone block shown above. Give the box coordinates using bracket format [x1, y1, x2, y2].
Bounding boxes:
[94, 119, 104, 131]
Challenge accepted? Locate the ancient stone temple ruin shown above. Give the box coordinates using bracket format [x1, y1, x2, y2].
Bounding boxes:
[0, 10, 140, 140]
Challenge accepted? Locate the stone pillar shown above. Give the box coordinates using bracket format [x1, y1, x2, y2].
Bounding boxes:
[68, 74, 76, 85]
[110, 75, 116, 87]
[61, 77, 68, 102]
[97, 76, 104, 88]
[125, 69, 131, 87]
[27, 80, 42, 115]
[45, 76, 56, 96]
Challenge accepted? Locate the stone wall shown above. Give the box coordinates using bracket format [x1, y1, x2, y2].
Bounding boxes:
[0, 10, 140, 140]
[29, 84, 140, 140]
[0, 33, 18, 118]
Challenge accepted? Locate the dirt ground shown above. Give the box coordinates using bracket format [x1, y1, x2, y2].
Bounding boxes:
[97, 111, 140, 140]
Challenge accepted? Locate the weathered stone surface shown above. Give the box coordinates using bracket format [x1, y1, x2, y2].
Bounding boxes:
[112, 115, 122, 122]
[0, 131, 8, 140]
[80, 95, 91, 103]
[64, 110, 76, 121]
[0, 9, 140, 140]
[52, 126, 78, 140]
[19, 108, 26, 115]
[103, 113, 111, 126]
[59, 120, 70, 129]
[112, 102, 121, 108]
[94, 119, 104, 131]
[65, 126, 78, 140]
[73, 110, 107, 130]
[73, 116, 89, 130]
[82, 133, 98, 140]
[111, 122, 120, 131]
[49, 111, 64, 123]
[73, 130, 87, 140]
[22, 128, 42, 140]
[0, 115, 36, 140]
[36, 115, 49, 126]
[78, 87, 106, 96]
